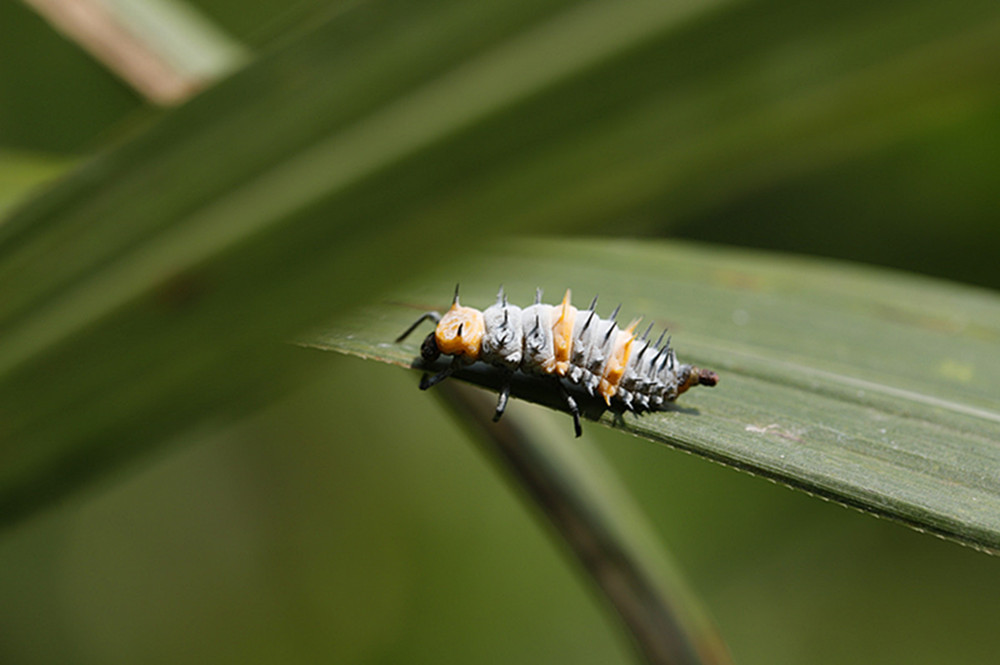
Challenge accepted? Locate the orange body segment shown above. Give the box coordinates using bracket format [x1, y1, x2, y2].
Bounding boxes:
[552, 289, 576, 376]
[598, 319, 640, 404]
[435, 303, 485, 360]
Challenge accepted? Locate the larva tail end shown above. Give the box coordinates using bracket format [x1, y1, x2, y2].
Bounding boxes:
[676, 366, 719, 396]
[697, 368, 720, 387]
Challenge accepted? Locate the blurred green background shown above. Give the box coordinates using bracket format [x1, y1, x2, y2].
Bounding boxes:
[2, 1, 1000, 664]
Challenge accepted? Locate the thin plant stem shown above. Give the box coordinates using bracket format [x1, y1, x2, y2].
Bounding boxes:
[435, 381, 734, 665]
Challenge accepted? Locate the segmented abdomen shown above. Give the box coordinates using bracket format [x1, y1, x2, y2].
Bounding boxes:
[473, 288, 708, 411]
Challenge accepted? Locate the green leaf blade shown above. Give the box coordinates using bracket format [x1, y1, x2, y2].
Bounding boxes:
[313, 237, 1000, 553]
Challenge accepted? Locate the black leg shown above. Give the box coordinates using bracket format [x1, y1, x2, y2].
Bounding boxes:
[557, 382, 583, 438]
[420, 358, 461, 390]
[493, 371, 513, 422]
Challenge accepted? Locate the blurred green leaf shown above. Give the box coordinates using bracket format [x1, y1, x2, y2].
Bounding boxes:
[0, 149, 74, 218]
[2, 0, 999, 530]
[310, 237, 1000, 554]
[18, 0, 249, 104]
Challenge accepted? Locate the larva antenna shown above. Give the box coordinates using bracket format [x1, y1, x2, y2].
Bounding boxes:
[395, 311, 442, 342]
[535, 287, 543, 305]
[453, 283, 460, 306]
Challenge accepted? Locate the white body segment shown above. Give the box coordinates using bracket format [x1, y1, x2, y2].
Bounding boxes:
[567, 309, 598, 385]
[520, 303, 556, 375]
[577, 317, 618, 395]
[480, 299, 523, 369]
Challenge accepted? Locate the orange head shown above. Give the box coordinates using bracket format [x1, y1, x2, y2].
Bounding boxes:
[434, 301, 485, 360]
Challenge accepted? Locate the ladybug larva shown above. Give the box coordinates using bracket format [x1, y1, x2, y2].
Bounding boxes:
[396, 285, 718, 437]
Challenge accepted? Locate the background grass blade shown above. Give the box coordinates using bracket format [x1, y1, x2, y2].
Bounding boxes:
[3, 0, 1000, 662]
[310, 237, 1000, 553]
[0, 0, 698, 522]
[0, 149, 74, 218]
[436, 380, 734, 665]
[19, 0, 249, 104]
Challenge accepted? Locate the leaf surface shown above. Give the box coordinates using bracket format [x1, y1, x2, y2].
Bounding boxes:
[311, 237, 1000, 553]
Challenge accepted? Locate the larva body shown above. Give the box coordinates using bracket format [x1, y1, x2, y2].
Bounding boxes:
[397, 286, 718, 436]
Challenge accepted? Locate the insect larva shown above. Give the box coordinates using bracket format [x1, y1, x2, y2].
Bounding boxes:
[396, 285, 718, 437]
